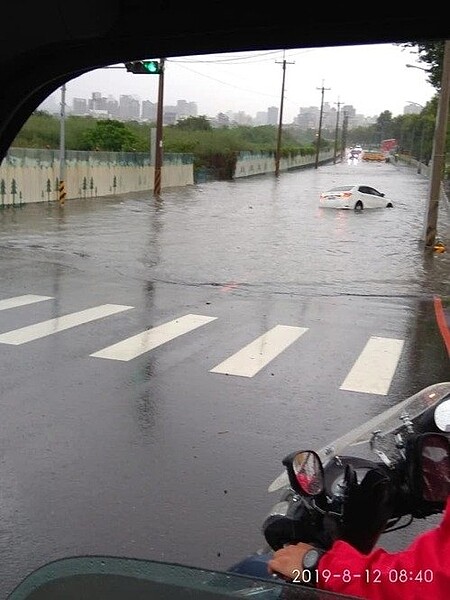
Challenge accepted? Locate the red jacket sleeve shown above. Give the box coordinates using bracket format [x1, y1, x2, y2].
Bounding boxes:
[317, 497, 450, 600]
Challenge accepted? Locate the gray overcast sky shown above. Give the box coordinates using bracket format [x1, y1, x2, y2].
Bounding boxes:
[44, 43, 436, 122]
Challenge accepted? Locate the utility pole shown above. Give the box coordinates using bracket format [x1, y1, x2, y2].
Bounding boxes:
[341, 111, 349, 158]
[315, 82, 331, 169]
[58, 83, 66, 206]
[423, 39, 450, 247]
[154, 57, 165, 196]
[274, 56, 294, 177]
[333, 99, 343, 164]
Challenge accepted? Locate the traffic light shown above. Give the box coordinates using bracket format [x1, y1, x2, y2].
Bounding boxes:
[124, 60, 162, 74]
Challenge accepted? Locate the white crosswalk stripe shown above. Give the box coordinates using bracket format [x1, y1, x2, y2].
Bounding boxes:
[90, 313, 217, 361]
[0, 294, 53, 311]
[0, 304, 133, 345]
[210, 325, 308, 377]
[339, 336, 404, 395]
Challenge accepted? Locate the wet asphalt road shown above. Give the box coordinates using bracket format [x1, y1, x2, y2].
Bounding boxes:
[0, 159, 449, 597]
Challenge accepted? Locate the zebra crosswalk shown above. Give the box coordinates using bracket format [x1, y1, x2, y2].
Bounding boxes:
[0, 294, 405, 394]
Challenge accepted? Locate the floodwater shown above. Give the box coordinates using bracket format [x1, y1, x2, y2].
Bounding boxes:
[0, 159, 448, 297]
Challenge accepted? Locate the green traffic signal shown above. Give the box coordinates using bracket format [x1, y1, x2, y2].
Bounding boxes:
[142, 61, 160, 73]
[124, 61, 161, 74]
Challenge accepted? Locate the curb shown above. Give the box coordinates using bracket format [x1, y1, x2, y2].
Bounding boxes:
[434, 295, 450, 358]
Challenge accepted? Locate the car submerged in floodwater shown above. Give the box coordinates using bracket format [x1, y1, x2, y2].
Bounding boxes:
[319, 184, 394, 210]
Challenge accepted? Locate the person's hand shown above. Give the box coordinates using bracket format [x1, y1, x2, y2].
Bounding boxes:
[267, 542, 315, 581]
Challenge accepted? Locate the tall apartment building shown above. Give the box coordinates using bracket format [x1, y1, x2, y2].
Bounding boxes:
[267, 106, 278, 125]
[72, 98, 87, 115]
[89, 92, 108, 111]
[142, 100, 157, 121]
[176, 99, 197, 119]
[106, 97, 119, 118]
[295, 106, 319, 129]
[119, 95, 140, 121]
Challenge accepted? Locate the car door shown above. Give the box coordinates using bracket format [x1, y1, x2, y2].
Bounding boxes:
[358, 186, 383, 208]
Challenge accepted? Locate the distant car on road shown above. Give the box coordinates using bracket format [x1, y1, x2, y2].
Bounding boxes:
[347, 148, 360, 164]
[319, 184, 394, 210]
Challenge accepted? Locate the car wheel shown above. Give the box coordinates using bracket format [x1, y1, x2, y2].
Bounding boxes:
[386, 202, 393, 208]
[354, 201, 363, 210]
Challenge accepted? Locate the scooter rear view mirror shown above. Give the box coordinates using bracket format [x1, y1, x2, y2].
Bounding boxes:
[282, 450, 325, 496]
[407, 432, 450, 506]
[420, 433, 450, 503]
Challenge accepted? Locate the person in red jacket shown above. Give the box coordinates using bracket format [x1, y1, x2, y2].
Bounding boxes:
[267, 495, 450, 600]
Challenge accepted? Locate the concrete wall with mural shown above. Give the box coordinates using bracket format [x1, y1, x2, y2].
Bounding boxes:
[0, 148, 337, 206]
[0, 149, 195, 206]
[233, 150, 336, 178]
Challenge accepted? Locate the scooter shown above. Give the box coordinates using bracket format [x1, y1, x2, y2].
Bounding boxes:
[230, 381, 450, 580]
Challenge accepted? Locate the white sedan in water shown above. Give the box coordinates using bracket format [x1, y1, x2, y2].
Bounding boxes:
[319, 184, 394, 210]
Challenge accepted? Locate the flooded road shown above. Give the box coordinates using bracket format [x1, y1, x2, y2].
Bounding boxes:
[0, 159, 448, 597]
[1, 159, 448, 297]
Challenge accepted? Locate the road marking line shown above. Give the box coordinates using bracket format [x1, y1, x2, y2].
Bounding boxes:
[210, 325, 308, 377]
[91, 314, 217, 361]
[434, 295, 450, 358]
[0, 304, 133, 345]
[0, 294, 53, 311]
[340, 336, 404, 395]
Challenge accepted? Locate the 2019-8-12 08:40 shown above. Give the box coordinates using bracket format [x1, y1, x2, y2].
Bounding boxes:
[291, 568, 435, 585]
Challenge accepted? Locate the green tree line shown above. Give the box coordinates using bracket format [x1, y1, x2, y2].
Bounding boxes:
[11, 113, 318, 155]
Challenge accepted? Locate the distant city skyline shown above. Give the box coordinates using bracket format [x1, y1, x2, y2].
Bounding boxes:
[39, 44, 436, 124]
[40, 87, 423, 131]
